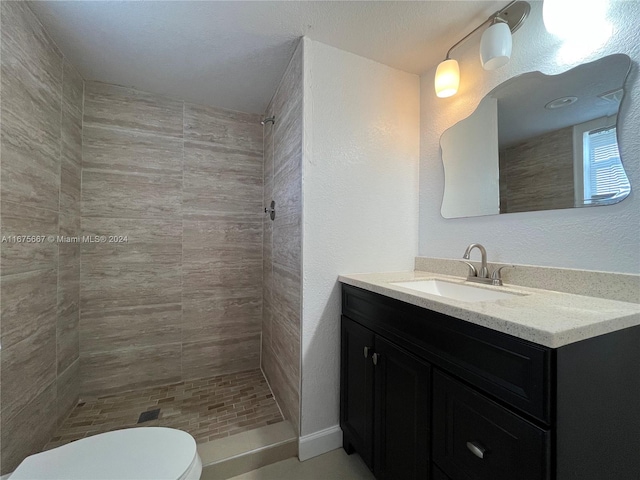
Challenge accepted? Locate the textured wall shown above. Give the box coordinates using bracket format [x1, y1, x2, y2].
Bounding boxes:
[419, 1, 640, 274]
[0, 2, 83, 473]
[262, 40, 303, 435]
[80, 82, 263, 395]
[301, 38, 420, 438]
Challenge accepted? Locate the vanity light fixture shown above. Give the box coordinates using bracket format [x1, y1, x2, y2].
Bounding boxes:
[434, 1, 530, 98]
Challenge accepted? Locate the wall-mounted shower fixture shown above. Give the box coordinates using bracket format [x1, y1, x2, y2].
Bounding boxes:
[261, 116, 276, 125]
[265, 200, 276, 221]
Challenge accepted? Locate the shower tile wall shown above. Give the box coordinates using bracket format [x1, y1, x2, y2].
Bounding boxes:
[499, 126, 575, 213]
[0, 1, 83, 473]
[80, 82, 264, 395]
[262, 40, 303, 434]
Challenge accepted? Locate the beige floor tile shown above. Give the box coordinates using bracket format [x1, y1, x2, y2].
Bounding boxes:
[45, 368, 283, 450]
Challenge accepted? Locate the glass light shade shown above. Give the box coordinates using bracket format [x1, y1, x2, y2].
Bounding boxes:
[480, 22, 512, 70]
[435, 59, 460, 98]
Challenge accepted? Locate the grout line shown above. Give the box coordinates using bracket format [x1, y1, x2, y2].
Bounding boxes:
[180, 101, 185, 382]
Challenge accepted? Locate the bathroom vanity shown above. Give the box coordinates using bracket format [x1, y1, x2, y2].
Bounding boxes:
[339, 273, 640, 480]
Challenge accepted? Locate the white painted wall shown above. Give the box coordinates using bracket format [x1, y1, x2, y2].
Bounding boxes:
[301, 38, 420, 440]
[441, 97, 499, 218]
[419, 1, 640, 273]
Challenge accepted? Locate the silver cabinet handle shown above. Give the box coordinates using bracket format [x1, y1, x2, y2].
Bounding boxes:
[372, 353, 380, 365]
[363, 346, 372, 358]
[466, 441, 486, 459]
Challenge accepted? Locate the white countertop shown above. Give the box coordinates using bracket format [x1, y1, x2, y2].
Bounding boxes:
[339, 271, 640, 348]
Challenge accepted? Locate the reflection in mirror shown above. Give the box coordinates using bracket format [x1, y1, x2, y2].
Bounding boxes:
[440, 54, 631, 219]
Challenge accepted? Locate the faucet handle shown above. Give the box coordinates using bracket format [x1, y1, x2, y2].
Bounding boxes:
[490, 265, 513, 285]
[459, 260, 478, 278]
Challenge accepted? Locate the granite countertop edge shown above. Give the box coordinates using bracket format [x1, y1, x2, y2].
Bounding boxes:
[338, 271, 640, 348]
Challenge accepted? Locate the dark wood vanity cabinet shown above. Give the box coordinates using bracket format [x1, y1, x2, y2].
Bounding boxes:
[340, 284, 640, 480]
[341, 316, 430, 479]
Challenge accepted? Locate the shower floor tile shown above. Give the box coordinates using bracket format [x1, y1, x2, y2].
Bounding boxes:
[45, 369, 283, 450]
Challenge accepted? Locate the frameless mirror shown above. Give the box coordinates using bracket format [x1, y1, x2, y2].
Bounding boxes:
[440, 54, 632, 219]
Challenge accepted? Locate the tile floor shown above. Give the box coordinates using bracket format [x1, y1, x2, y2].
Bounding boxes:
[45, 369, 283, 450]
[228, 448, 375, 480]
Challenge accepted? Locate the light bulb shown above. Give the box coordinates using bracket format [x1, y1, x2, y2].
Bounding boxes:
[435, 59, 460, 98]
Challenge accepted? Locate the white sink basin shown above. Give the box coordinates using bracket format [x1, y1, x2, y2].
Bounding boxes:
[390, 279, 520, 303]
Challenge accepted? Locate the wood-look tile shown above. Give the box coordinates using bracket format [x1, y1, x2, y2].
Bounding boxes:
[184, 103, 262, 153]
[270, 264, 300, 325]
[1, 1, 62, 78]
[62, 59, 83, 113]
[272, 212, 300, 274]
[183, 219, 262, 265]
[182, 264, 262, 297]
[262, 349, 299, 435]
[184, 140, 263, 173]
[81, 217, 182, 244]
[182, 294, 261, 343]
[183, 141, 262, 217]
[0, 381, 58, 475]
[502, 126, 575, 213]
[0, 322, 57, 422]
[57, 359, 80, 425]
[1, 268, 57, 350]
[182, 335, 261, 381]
[263, 107, 274, 178]
[58, 243, 80, 372]
[60, 103, 82, 217]
[83, 82, 183, 137]
[263, 218, 273, 304]
[1, 3, 63, 211]
[82, 169, 182, 219]
[273, 144, 302, 220]
[261, 299, 273, 355]
[0, 112, 61, 211]
[47, 369, 282, 450]
[83, 125, 183, 175]
[272, 45, 302, 179]
[80, 243, 182, 310]
[59, 213, 80, 237]
[270, 310, 300, 380]
[80, 343, 182, 395]
[80, 303, 182, 352]
[0, 201, 58, 275]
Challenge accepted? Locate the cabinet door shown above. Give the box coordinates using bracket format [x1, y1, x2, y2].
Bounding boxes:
[433, 371, 549, 480]
[374, 336, 431, 480]
[341, 316, 376, 469]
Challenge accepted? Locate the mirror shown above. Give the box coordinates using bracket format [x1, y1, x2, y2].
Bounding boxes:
[440, 54, 632, 219]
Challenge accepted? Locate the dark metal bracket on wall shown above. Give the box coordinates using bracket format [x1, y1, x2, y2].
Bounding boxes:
[265, 200, 276, 221]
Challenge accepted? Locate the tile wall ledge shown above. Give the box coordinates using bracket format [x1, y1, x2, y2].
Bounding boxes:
[415, 256, 639, 304]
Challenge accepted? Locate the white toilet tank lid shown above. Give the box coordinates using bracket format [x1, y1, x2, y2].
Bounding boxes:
[10, 427, 198, 480]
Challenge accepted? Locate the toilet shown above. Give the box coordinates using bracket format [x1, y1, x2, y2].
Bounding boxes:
[9, 427, 202, 480]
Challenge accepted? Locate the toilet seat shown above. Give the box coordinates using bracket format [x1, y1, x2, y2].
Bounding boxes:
[10, 427, 202, 480]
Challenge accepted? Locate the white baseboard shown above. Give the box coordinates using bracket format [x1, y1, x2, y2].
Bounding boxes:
[298, 425, 343, 461]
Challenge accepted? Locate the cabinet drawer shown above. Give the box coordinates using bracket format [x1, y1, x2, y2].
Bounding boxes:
[343, 284, 550, 422]
[433, 371, 549, 480]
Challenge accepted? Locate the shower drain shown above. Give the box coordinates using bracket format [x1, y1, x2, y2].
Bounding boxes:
[137, 408, 160, 423]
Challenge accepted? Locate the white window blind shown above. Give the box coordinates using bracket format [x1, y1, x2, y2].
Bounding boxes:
[583, 126, 630, 204]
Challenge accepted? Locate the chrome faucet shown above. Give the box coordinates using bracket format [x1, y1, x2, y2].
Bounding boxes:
[461, 243, 510, 286]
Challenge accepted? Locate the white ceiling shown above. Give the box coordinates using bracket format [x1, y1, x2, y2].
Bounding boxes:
[496, 54, 629, 146]
[28, 1, 504, 114]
